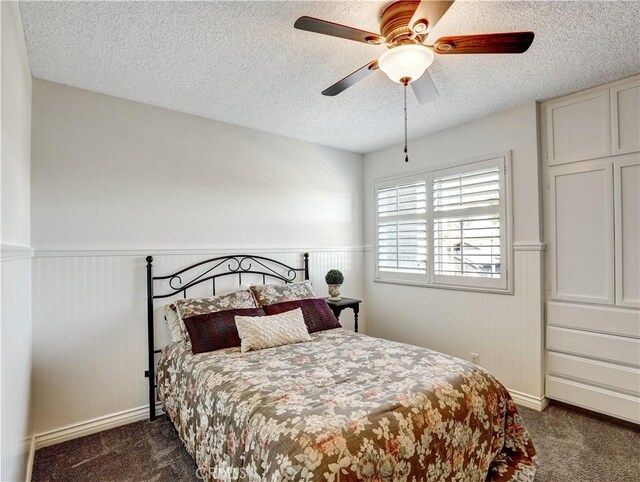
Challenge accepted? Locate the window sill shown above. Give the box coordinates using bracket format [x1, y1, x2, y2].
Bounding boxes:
[373, 277, 514, 295]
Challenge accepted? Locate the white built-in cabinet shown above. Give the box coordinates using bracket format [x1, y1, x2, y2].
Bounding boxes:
[542, 75, 640, 423]
[615, 156, 640, 307]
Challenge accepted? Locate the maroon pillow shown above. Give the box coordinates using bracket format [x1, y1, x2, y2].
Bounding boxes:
[184, 307, 266, 354]
[263, 299, 341, 333]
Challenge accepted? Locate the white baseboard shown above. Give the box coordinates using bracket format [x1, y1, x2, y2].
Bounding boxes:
[33, 403, 163, 450]
[24, 436, 35, 482]
[508, 388, 550, 411]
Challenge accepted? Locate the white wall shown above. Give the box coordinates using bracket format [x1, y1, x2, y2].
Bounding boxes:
[31, 80, 363, 249]
[30, 80, 365, 434]
[1, 1, 31, 247]
[1, 1, 33, 480]
[363, 102, 546, 405]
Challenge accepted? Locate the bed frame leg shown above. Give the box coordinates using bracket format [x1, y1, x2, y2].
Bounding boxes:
[146, 255, 156, 422]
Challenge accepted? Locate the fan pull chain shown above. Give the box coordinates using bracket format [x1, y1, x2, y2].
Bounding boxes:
[403, 79, 409, 163]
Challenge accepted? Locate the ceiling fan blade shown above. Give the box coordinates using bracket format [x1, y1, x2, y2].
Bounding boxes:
[411, 71, 439, 104]
[432, 32, 535, 54]
[322, 60, 379, 96]
[294, 16, 384, 45]
[409, 1, 455, 35]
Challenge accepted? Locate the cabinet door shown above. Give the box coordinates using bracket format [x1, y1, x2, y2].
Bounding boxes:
[549, 160, 614, 304]
[614, 153, 640, 307]
[545, 90, 611, 166]
[611, 79, 640, 156]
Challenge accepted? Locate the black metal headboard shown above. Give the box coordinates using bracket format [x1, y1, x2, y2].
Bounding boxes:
[145, 253, 309, 421]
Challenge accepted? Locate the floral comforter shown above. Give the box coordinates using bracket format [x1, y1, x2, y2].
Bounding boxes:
[157, 329, 536, 482]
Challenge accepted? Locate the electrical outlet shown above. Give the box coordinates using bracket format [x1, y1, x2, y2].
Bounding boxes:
[470, 353, 480, 365]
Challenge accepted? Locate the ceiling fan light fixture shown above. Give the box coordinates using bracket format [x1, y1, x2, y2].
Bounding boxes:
[378, 44, 435, 84]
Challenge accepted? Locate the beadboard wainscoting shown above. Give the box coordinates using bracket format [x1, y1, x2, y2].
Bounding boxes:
[30, 247, 365, 436]
[364, 246, 547, 410]
[1, 248, 33, 482]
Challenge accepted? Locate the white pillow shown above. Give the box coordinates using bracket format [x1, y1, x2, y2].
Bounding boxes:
[164, 304, 184, 343]
[235, 308, 311, 353]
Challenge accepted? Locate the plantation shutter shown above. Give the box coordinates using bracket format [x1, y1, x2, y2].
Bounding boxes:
[376, 178, 427, 277]
[432, 163, 503, 281]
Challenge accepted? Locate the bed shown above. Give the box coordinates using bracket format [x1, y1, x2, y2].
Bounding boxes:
[146, 253, 537, 481]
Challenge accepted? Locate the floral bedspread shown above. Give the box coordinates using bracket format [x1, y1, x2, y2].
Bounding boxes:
[157, 329, 536, 482]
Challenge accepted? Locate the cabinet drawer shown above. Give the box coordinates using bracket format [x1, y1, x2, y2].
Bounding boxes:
[547, 351, 640, 395]
[546, 375, 640, 424]
[547, 301, 640, 338]
[547, 326, 640, 366]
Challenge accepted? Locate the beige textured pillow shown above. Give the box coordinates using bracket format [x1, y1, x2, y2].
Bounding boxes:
[235, 308, 312, 352]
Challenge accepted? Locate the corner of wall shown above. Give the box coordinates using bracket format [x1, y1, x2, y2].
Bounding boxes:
[1, 1, 34, 481]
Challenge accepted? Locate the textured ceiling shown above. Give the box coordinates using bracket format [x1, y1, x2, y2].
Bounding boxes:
[19, 1, 640, 153]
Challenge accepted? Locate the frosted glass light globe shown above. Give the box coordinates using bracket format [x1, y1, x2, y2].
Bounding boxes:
[378, 44, 435, 83]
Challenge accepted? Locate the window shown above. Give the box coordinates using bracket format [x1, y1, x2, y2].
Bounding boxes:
[374, 153, 511, 292]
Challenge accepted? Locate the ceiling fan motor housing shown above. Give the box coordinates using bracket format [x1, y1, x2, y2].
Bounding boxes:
[380, 1, 425, 45]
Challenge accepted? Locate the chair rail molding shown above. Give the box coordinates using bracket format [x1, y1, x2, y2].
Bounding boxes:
[513, 242, 546, 251]
[32, 245, 367, 258]
[1, 244, 34, 262]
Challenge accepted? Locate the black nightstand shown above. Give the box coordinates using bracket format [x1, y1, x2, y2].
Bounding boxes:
[323, 297, 362, 332]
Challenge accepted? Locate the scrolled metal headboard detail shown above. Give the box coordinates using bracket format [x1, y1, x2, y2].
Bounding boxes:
[145, 253, 309, 421]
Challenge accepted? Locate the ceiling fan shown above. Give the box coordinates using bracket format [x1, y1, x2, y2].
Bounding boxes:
[294, 0, 535, 104]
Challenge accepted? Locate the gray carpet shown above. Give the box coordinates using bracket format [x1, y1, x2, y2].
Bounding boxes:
[32, 403, 640, 481]
[518, 404, 640, 482]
